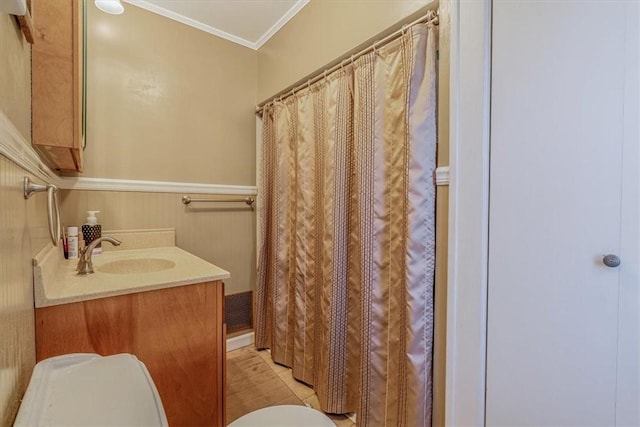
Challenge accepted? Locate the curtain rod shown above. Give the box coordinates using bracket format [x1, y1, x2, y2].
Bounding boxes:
[256, 9, 439, 114]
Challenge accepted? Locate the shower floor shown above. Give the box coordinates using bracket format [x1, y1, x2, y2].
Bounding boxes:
[226, 345, 355, 426]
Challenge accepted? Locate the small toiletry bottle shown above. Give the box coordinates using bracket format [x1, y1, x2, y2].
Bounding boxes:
[82, 211, 102, 255]
[67, 226, 79, 259]
[62, 228, 69, 259]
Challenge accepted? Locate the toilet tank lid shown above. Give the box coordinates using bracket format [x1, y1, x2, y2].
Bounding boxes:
[14, 353, 168, 427]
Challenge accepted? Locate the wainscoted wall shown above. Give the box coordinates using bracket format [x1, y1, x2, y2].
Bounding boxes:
[0, 155, 50, 426]
[0, 12, 46, 427]
[58, 190, 256, 295]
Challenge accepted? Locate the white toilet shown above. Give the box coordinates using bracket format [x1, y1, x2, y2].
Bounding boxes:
[228, 405, 335, 427]
[14, 353, 168, 426]
[15, 353, 335, 427]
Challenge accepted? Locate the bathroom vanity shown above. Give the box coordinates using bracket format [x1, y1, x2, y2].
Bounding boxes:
[33, 230, 229, 427]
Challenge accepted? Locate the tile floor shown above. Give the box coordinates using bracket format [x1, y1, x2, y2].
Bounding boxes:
[226, 346, 355, 426]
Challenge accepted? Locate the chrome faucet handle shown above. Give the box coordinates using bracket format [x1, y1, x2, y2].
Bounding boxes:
[76, 246, 88, 271]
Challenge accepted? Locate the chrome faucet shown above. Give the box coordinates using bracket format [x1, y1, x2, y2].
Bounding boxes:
[76, 236, 122, 275]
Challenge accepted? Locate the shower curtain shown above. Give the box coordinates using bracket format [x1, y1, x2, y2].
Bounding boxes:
[256, 22, 437, 427]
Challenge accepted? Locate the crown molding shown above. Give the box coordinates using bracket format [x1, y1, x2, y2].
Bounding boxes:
[122, 0, 257, 49]
[57, 176, 258, 195]
[254, 0, 310, 49]
[436, 166, 450, 186]
[0, 111, 58, 182]
[122, 0, 309, 50]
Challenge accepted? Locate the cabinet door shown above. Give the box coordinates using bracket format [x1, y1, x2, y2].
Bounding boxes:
[487, 1, 638, 425]
[134, 282, 222, 426]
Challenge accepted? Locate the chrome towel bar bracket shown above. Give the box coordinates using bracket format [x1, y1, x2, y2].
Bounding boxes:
[24, 176, 49, 199]
[182, 195, 255, 207]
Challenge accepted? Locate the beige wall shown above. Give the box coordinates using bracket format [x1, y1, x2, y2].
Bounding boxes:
[65, 3, 259, 298]
[81, 2, 257, 185]
[59, 190, 256, 295]
[257, 0, 433, 101]
[0, 14, 46, 427]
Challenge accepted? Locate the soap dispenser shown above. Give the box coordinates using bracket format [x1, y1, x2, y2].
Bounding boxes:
[82, 211, 102, 255]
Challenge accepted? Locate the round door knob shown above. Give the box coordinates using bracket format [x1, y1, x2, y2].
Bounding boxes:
[603, 254, 621, 268]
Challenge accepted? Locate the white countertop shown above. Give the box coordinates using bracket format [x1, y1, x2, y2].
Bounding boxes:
[33, 230, 230, 308]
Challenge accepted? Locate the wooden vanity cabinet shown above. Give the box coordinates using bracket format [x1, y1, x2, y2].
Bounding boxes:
[35, 281, 226, 427]
[32, 0, 84, 172]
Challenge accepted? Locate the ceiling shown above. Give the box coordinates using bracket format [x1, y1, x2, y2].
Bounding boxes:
[122, 0, 310, 50]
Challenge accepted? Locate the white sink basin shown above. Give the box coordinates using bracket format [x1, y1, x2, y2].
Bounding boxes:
[98, 258, 176, 274]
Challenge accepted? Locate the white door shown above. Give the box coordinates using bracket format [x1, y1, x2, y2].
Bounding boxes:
[486, 1, 638, 426]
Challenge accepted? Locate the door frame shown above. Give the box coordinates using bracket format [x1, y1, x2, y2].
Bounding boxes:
[446, 2, 639, 426]
[445, 0, 492, 425]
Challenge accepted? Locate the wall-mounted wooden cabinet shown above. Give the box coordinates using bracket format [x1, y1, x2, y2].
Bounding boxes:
[32, 0, 84, 172]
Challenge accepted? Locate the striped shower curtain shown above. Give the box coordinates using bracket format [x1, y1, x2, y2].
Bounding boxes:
[256, 22, 437, 427]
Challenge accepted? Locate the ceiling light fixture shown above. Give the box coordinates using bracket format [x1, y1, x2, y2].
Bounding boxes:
[95, 0, 124, 15]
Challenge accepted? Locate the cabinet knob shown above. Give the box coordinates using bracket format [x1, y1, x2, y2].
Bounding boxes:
[603, 254, 621, 268]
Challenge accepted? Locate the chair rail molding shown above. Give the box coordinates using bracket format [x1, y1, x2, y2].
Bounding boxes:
[0, 111, 57, 181]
